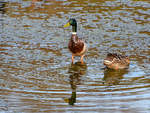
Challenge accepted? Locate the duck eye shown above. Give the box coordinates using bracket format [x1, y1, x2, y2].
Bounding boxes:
[69, 20, 73, 24]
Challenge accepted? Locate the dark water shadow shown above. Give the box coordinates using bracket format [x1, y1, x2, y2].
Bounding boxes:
[64, 62, 87, 105]
[103, 68, 129, 86]
[0, 1, 6, 38]
[0, 1, 6, 14]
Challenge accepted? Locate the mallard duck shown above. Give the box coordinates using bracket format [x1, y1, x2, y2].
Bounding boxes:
[104, 53, 130, 70]
[64, 18, 87, 64]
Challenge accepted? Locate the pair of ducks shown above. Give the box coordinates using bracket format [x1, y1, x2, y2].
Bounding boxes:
[64, 18, 130, 70]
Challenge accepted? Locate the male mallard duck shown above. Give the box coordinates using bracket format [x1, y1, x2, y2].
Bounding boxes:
[104, 53, 130, 70]
[64, 18, 87, 64]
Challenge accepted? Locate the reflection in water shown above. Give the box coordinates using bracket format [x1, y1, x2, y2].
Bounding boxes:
[31, 0, 43, 9]
[0, 1, 6, 38]
[103, 68, 128, 86]
[0, 1, 6, 14]
[7, 0, 66, 19]
[64, 62, 87, 105]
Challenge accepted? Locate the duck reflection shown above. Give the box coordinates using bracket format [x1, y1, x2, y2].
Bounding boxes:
[64, 62, 87, 105]
[0, 1, 6, 38]
[0, 1, 6, 14]
[103, 68, 128, 86]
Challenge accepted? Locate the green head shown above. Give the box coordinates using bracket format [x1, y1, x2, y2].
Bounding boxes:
[64, 18, 77, 32]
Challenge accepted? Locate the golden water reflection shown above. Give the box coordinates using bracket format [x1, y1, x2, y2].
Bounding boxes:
[103, 68, 128, 86]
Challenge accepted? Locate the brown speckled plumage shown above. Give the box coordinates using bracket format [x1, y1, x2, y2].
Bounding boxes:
[68, 34, 85, 55]
[104, 53, 130, 70]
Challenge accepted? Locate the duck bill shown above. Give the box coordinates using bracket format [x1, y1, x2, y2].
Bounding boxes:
[64, 22, 70, 27]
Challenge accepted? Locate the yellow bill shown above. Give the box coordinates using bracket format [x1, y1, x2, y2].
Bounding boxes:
[64, 98, 69, 103]
[64, 22, 70, 27]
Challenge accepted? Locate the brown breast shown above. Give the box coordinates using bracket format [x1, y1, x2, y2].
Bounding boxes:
[68, 34, 84, 54]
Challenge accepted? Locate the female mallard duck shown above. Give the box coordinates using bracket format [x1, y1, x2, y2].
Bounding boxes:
[104, 53, 130, 70]
[64, 18, 87, 64]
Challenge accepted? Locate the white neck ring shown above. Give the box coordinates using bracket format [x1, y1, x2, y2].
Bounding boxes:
[72, 32, 77, 34]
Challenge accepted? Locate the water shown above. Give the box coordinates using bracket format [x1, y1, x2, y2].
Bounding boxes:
[0, 0, 150, 112]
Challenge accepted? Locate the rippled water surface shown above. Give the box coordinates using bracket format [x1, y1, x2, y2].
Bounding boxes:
[0, 0, 150, 112]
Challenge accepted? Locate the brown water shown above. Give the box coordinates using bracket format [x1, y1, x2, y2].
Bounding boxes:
[0, 0, 150, 112]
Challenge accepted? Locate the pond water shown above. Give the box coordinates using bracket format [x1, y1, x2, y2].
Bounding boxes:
[0, 0, 150, 112]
